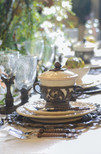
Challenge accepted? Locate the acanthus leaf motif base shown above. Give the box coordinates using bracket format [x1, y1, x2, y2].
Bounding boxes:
[34, 84, 83, 111]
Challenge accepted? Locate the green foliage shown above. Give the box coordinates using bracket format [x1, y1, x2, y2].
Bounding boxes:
[0, 0, 74, 54]
[0, 97, 5, 105]
[0, 0, 43, 53]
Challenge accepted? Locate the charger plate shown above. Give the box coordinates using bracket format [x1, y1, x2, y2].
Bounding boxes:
[30, 117, 82, 123]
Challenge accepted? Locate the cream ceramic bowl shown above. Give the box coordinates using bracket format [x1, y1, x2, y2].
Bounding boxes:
[39, 69, 78, 87]
[73, 41, 96, 64]
[73, 41, 95, 52]
[68, 66, 89, 82]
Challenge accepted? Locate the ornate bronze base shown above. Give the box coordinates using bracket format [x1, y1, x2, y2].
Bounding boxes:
[34, 83, 83, 104]
[45, 101, 71, 111]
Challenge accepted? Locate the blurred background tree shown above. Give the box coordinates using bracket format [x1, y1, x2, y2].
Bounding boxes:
[72, 0, 91, 24]
[0, 0, 44, 52]
[0, 0, 75, 54]
[72, 0, 92, 40]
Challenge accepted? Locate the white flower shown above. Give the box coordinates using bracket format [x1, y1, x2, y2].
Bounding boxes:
[55, 6, 60, 11]
[42, 6, 56, 15]
[62, 1, 72, 10]
[40, 21, 55, 29]
[56, 16, 62, 21]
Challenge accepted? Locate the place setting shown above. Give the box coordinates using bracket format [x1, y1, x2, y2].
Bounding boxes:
[0, 59, 101, 139]
[15, 62, 97, 125]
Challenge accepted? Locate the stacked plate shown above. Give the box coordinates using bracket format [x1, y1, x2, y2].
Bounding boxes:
[76, 73, 101, 89]
[16, 99, 96, 124]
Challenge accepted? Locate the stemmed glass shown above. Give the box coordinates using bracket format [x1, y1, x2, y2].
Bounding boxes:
[23, 39, 44, 81]
[0, 51, 20, 75]
[24, 40, 44, 61]
[0, 51, 20, 114]
[41, 44, 55, 72]
[65, 28, 78, 50]
[14, 55, 37, 105]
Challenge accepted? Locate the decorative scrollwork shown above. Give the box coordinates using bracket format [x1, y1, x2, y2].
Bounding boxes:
[40, 86, 77, 103]
[48, 88, 65, 103]
[34, 83, 83, 110]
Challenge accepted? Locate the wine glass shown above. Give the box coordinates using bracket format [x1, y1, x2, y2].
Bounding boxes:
[0, 51, 20, 76]
[66, 28, 78, 44]
[0, 51, 20, 114]
[24, 40, 44, 61]
[14, 55, 37, 104]
[41, 44, 55, 71]
[23, 39, 44, 80]
[65, 28, 78, 51]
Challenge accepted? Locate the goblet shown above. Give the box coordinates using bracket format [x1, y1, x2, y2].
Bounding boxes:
[0, 51, 20, 114]
[23, 39, 44, 81]
[0, 51, 20, 75]
[65, 28, 78, 51]
[24, 40, 44, 61]
[41, 44, 55, 71]
[14, 55, 37, 105]
[66, 28, 78, 44]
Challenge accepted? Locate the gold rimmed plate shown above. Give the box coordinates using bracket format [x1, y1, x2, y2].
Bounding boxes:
[76, 74, 101, 89]
[23, 101, 94, 116]
[16, 101, 96, 120]
[30, 117, 82, 123]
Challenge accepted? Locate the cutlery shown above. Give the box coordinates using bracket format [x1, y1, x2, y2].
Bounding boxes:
[8, 127, 38, 139]
[37, 127, 81, 138]
[37, 132, 78, 138]
[8, 129, 27, 139]
[39, 128, 81, 134]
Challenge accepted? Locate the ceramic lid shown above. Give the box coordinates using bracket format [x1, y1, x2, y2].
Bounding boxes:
[39, 62, 78, 81]
[73, 39, 95, 52]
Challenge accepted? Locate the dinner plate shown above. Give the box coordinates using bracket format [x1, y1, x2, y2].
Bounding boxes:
[90, 64, 101, 69]
[23, 101, 92, 116]
[90, 57, 101, 69]
[83, 84, 101, 94]
[76, 74, 101, 88]
[16, 101, 96, 119]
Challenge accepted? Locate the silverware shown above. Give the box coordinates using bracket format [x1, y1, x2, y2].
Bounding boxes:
[37, 128, 81, 138]
[37, 132, 78, 138]
[8, 127, 38, 139]
[39, 128, 81, 134]
[8, 129, 27, 139]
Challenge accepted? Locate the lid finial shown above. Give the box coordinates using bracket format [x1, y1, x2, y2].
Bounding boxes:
[50, 62, 65, 71]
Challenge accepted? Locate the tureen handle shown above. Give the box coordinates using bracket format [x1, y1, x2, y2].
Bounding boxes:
[72, 85, 83, 99]
[33, 82, 41, 94]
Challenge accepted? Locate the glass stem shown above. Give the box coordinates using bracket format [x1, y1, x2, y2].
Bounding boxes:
[20, 88, 29, 105]
[1, 75, 15, 108]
